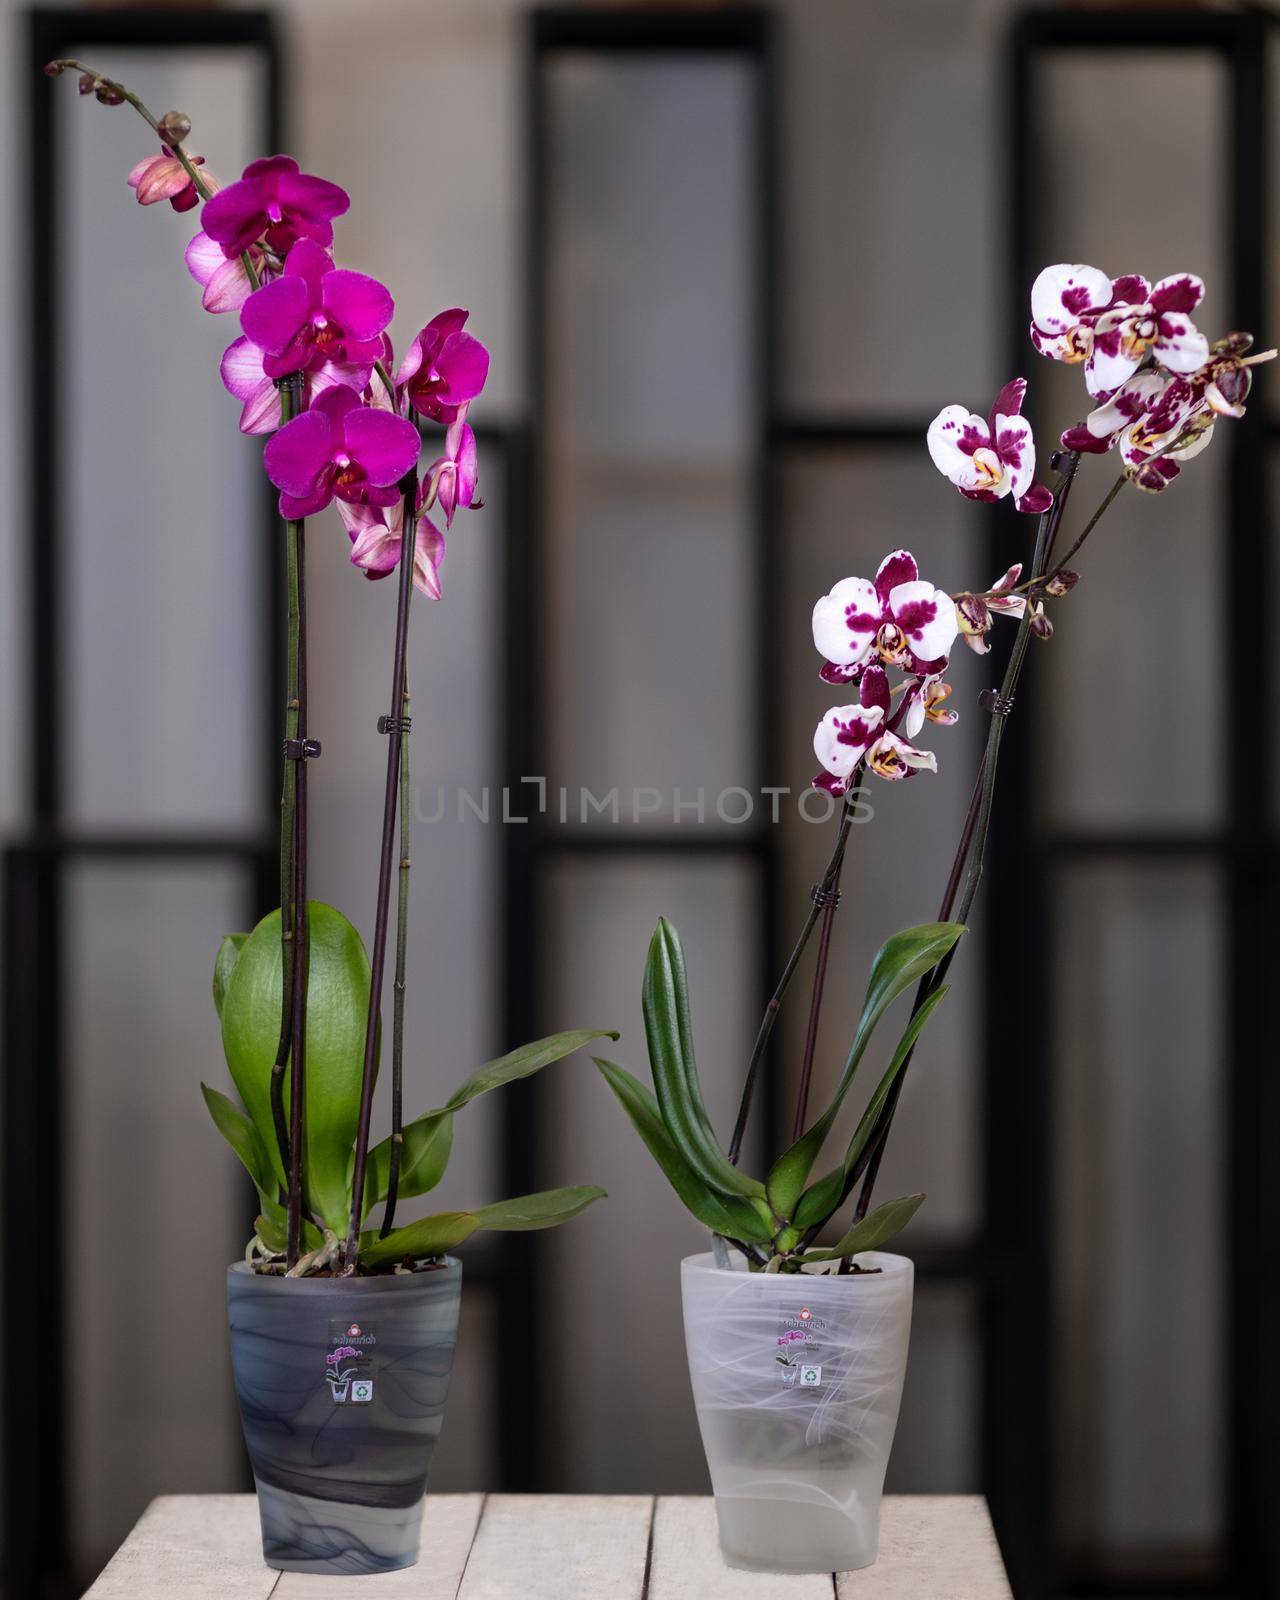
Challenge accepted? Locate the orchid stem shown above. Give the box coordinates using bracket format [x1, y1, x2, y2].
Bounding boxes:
[285, 491, 311, 1267]
[379, 663, 412, 1239]
[727, 790, 859, 1167]
[849, 452, 1084, 1228]
[270, 377, 303, 1219]
[346, 474, 419, 1272]
[1040, 474, 1126, 588]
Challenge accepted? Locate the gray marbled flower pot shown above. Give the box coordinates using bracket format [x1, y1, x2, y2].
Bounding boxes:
[226, 1258, 462, 1575]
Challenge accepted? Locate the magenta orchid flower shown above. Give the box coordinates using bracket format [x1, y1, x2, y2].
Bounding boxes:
[339, 496, 447, 601]
[1085, 273, 1209, 397]
[240, 238, 392, 380]
[396, 309, 490, 424]
[263, 385, 420, 518]
[200, 154, 348, 258]
[425, 417, 481, 527]
[927, 378, 1053, 515]
[185, 230, 270, 315]
[127, 147, 214, 212]
[813, 550, 959, 684]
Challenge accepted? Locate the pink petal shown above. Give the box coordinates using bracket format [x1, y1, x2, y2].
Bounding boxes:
[281, 237, 333, 294]
[202, 255, 255, 314]
[277, 170, 351, 226]
[241, 275, 310, 357]
[414, 515, 446, 600]
[220, 335, 267, 403]
[185, 230, 224, 289]
[322, 270, 394, 340]
[342, 408, 421, 485]
[201, 177, 271, 256]
[263, 409, 333, 495]
[435, 330, 489, 402]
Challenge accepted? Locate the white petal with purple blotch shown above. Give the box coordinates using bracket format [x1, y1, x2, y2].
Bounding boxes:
[813, 702, 885, 779]
[888, 580, 959, 666]
[812, 575, 880, 667]
[927, 405, 991, 492]
[1030, 263, 1112, 336]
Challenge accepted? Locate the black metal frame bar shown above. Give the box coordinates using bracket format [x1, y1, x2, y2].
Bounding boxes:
[5, 13, 282, 1600]
[515, 4, 776, 1490]
[1005, 12, 1273, 1598]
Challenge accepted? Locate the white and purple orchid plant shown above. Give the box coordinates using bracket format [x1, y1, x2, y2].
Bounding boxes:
[597, 261, 1272, 1273]
[48, 60, 614, 1277]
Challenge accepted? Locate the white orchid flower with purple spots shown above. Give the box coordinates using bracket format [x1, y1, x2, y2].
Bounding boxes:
[1060, 370, 1171, 458]
[812, 550, 958, 684]
[927, 378, 1053, 515]
[860, 666, 939, 782]
[812, 677, 885, 793]
[1085, 273, 1209, 397]
[1029, 264, 1148, 368]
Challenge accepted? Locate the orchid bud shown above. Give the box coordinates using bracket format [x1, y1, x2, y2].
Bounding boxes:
[956, 594, 991, 638]
[43, 60, 65, 78]
[1044, 570, 1079, 597]
[158, 110, 191, 146]
[78, 72, 96, 95]
[95, 80, 125, 106]
[1029, 602, 1054, 640]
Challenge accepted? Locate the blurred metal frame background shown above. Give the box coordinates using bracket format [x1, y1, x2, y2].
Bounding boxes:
[4, 13, 284, 1600]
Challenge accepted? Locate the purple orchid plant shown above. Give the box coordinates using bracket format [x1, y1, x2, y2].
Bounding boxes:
[48, 60, 615, 1277]
[597, 261, 1272, 1273]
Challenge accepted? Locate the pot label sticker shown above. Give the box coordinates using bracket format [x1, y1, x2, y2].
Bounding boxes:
[774, 1305, 827, 1390]
[325, 1319, 377, 1404]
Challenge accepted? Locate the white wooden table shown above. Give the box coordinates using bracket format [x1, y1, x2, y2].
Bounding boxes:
[85, 1493, 1011, 1597]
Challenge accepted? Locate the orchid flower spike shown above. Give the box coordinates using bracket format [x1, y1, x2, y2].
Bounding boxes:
[927, 378, 1053, 514]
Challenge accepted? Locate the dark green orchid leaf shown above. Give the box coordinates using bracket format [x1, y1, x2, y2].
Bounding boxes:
[798, 1193, 926, 1263]
[201, 1082, 273, 1199]
[595, 1059, 775, 1244]
[219, 901, 375, 1234]
[766, 922, 963, 1221]
[643, 918, 765, 1200]
[212, 933, 247, 1020]
[363, 1110, 454, 1218]
[792, 984, 950, 1231]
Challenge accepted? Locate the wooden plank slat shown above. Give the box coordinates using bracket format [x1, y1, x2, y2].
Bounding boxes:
[836, 1496, 1013, 1600]
[648, 1496, 835, 1599]
[83, 1494, 278, 1599]
[272, 1493, 485, 1599]
[457, 1493, 654, 1600]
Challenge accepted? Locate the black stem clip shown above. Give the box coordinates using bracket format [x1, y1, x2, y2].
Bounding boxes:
[377, 714, 412, 736]
[810, 883, 842, 910]
[978, 689, 1014, 718]
[283, 737, 321, 761]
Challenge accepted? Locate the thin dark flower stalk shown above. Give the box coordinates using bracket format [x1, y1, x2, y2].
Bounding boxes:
[791, 859, 846, 1144]
[849, 452, 1091, 1228]
[345, 473, 419, 1272]
[285, 504, 311, 1266]
[379, 662, 412, 1239]
[727, 787, 860, 1166]
[1040, 474, 1125, 588]
[270, 377, 304, 1188]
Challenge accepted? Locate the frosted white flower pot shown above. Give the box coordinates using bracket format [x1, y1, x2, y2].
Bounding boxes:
[681, 1250, 914, 1573]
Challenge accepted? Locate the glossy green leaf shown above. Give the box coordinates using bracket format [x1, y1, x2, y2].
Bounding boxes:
[643, 919, 765, 1199]
[799, 1193, 926, 1263]
[363, 1110, 454, 1217]
[595, 1059, 775, 1244]
[201, 1082, 273, 1199]
[220, 901, 375, 1233]
[792, 985, 950, 1231]
[766, 922, 963, 1221]
[361, 1185, 606, 1269]
[444, 1029, 620, 1113]
[212, 933, 247, 1020]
